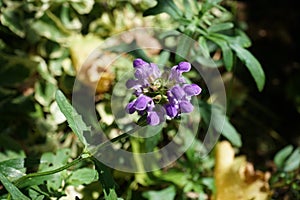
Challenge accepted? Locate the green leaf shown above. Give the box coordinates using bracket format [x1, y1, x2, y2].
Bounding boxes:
[0, 159, 26, 181]
[274, 145, 293, 169]
[199, 101, 242, 147]
[142, 186, 176, 200]
[143, 0, 182, 19]
[220, 117, 242, 147]
[207, 36, 233, 70]
[230, 44, 265, 91]
[284, 147, 300, 172]
[157, 50, 170, 66]
[235, 29, 252, 48]
[207, 22, 234, 33]
[183, 0, 193, 19]
[0, 172, 30, 200]
[31, 12, 69, 42]
[157, 170, 189, 187]
[93, 158, 117, 194]
[70, 0, 94, 15]
[37, 149, 71, 190]
[55, 90, 90, 148]
[175, 34, 193, 62]
[199, 36, 210, 58]
[104, 189, 123, 200]
[34, 81, 57, 107]
[66, 168, 98, 186]
[0, 7, 25, 37]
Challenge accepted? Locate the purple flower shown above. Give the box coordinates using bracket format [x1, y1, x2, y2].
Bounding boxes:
[126, 58, 201, 126]
[183, 84, 202, 96]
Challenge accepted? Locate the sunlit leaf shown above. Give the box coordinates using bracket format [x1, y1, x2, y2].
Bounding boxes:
[55, 90, 90, 148]
[207, 22, 234, 33]
[66, 168, 98, 186]
[0, 171, 30, 200]
[0, 7, 25, 37]
[0, 159, 25, 181]
[143, 0, 182, 19]
[70, 0, 94, 15]
[34, 81, 57, 107]
[143, 186, 176, 200]
[215, 141, 270, 200]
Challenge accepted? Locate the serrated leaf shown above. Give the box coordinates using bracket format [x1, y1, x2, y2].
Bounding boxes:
[143, 0, 182, 19]
[104, 189, 123, 200]
[274, 145, 293, 169]
[208, 22, 234, 33]
[55, 90, 89, 148]
[142, 186, 176, 200]
[0, 172, 30, 200]
[66, 168, 98, 186]
[230, 44, 265, 91]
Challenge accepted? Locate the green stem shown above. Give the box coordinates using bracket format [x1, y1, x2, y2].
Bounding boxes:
[14, 154, 90, 187]
[90, 122, 147, 155]
[14, 121, 147, 189]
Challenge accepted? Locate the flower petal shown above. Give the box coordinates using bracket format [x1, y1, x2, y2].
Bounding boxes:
[134, 95, 153, 111]
[149, 63, 161, 79]
[177, 62, 191, 72]
[147, 111, 160, 126]
[165, 104, 178, 118]
[133, 58, 148, 68]
[126, 101, 136, 114]
[126, 79, 140, 89]
[183, 84, 202, 96]
[179, 100, 194, 113]
[171, 85, 185, 100]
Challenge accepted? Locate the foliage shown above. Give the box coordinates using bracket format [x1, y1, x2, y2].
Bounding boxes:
[0, 0, 298, 199]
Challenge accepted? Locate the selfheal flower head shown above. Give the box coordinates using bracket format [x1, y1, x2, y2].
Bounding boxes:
[126, 58, 201, 126]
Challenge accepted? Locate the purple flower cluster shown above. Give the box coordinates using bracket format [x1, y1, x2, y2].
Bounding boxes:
[126, 58, 201, 126]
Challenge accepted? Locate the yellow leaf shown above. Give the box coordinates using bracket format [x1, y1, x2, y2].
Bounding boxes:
[69, 34, 115, 94]
[214, 141, 271, 200]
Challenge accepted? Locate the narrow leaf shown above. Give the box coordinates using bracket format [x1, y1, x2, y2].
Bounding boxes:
[199, 37, 210, 58]
[207, 36, 233, 70]
[175, 34, 193, 62]
[92, 158, 117, 194]
[230, 44, 265, 91]
[55, 90, 89, 148]
[208, 22, 234, 33]
[0, 172, 30, 200]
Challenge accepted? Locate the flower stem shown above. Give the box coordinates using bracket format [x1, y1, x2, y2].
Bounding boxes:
[14, 154, 91, 187]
